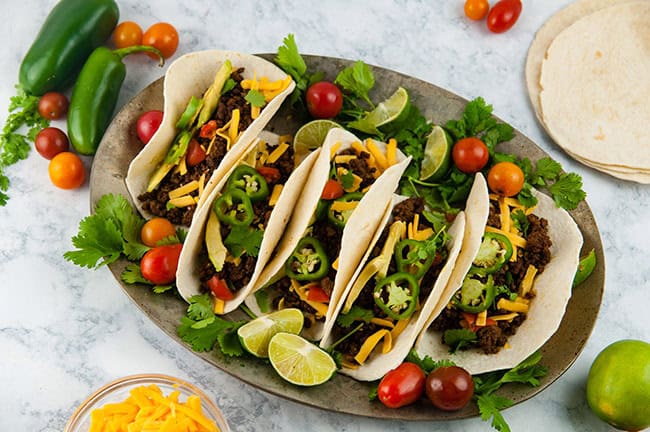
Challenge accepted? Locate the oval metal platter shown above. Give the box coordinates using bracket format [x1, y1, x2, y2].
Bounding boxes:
[90, 54, 605, 421]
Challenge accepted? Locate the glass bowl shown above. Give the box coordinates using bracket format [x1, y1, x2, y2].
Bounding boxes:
[64, 373, 230, 432]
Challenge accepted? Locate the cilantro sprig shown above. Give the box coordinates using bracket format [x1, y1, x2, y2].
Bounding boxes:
[178, 294, 246, 356]
[275, 34, 324, 107]
[0, 85, 50, 206]
[64, 194, 150, 268]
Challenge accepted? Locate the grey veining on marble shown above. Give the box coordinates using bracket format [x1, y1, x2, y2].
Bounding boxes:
[0, 1, 648, 431]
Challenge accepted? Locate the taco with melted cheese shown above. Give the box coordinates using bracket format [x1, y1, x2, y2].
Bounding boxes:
[175, 131, 319, 314]
[126, 50, 294, 226]
[414, 175, 583, 374]
[244, 128, 411, 340]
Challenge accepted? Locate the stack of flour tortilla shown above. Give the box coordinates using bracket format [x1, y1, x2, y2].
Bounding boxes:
[526, 0, 650, 184]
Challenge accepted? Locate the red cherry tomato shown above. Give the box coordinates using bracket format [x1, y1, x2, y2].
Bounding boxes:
[140, 217, 176, 247]
[306, 284, 330, 302]
[320, 179, 344, 200]
[452, 137, 489, 173]
[207, 275, 234, 301]
[464, 0, 490, 20]
[35, 127, 69, 160]
[487, 0, 522, 33]
[487, 161, 525, 197]
[199, 120, 217, 139]
[142, 22, 179, 59]
[140, 244, 182, 285]
[306, 81, 343, 119]
[425, 366, 474, 411]
[48, 152, 85, 189]
[257, 166, 281, 184]
[112, 21, 143, 49]
[186, 139, 206, 167]
[38, 92, 69, 120]
[377, 362, 426, 408]
[136, 110, 164, 144]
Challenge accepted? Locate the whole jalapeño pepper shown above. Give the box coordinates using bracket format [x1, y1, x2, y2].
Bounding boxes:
[213, 189, 254, 227]
[67, 45, 163, 155]
[285, 237, 329, 281]
[226, 165, 270, 202]
[19, 0, 119, 95]
[373, 272, 420, 320]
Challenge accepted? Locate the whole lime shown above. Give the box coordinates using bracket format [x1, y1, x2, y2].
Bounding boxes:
[586, 339, 650, 431]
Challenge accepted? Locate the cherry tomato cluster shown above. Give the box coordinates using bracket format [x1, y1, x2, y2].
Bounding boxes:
[450, 137, 525, 197]
[139, 218, 182, 285]
[377, 362, 475, 411]
[464, 0, 522, 33]
[113, 21, 179, 59]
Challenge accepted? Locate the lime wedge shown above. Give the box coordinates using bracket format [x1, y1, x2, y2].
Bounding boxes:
[268, 332, 337, 386]
[237, 308, 304, 358]
[419, 125, 451, 181]
[363, 86, 410, 128]
[293, 119, 341, 158]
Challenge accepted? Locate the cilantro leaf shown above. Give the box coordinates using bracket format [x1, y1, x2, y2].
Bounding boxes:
[254, 289, 271, 314]
[405, 349, 456, 374]
[221, 78, 237, 95]
[516, 183, 537, 208]
[275, 34, 306, 82]
[338, 169, 355, 190]
[245, 89, 267, 108]
[336, 305, 374, 328]
[444, 97, 496, 141]
[0, 84, 50, 206]
[121, 263, 151, 285]
[335, 61, 375, 108]
[368, 382, 379, 401]
[223, 226, 264, 258]
[548, 173, 585, 210]
[178, 294, 246, 355]
[477, 393, 514, 432]
[443, 328, 477, 353]
[510, 209, 529, 236]
[531, 157, 562, 186]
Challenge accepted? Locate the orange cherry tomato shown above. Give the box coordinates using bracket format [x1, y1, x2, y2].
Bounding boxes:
[48, 152, 85, 189]
[142, 22, 179, 59]
[487, 161, 525, 197]
[464, 0, 489, 20]
[321, 179, 344, 200]
[140, 217, 177, 247]
[112, 21, 143, 49]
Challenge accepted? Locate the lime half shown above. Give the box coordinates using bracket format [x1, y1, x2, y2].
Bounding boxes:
[268, 332, 337, 386]
[364, 86, 410, 128]
[419, 125, 451, 181]
[293, 119, 341, 158]
[237, 308, 304, 358]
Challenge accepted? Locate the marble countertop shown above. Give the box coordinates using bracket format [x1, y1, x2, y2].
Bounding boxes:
[1, 0, 648, 431]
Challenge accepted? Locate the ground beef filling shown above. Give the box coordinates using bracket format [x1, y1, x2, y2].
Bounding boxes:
[336, 149, 377, 189]
[138, 68, 259, 226]
[431, 211, 551, 354]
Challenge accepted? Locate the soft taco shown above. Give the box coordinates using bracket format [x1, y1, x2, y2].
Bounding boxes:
[126, 50, 295, 226]
[245, 128, 411, 341]
[415, 175, 583, 374]
[175, 131, 318, 314]
[317, 177, 487, 381]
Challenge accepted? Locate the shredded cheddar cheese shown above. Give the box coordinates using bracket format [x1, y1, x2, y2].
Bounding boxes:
[88, 384, 220, 432]
[329, 142, 342, 159]
[386, 138, 398, 166]
[365, 139, 388, 171]
[269, 184, 283, 206]
[266, 143, 289, 164]
[390, 316, 410, 340]
[519, 265, 538, 297]
[213, 298, 225, 315]
[354, 329, 392, 365]
[168, 195, 196, 208]
[169, 181, 200, 200]
[497, 298, 529, 313]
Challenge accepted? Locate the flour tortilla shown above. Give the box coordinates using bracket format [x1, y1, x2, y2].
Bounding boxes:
[415, 189, 583, 374]
[245, 128, 411, 341]
[175, 132, 319, 313]
[126, 50, 295, 223]
[538, 2, 650, 171]
[318, 200, 467, 382]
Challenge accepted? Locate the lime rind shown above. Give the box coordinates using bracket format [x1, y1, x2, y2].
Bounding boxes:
[237, 308, 304, 358]
[293, 119, 341, 157]
[268, 332, 337, 386]
[419, 125, 451, 181]
[366, 86, 410, 127]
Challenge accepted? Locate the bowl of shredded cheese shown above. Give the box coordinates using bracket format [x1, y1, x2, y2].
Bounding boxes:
[64, 373, 229, 432]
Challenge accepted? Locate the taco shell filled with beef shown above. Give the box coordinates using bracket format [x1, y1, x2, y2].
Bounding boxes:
[415, 180, 583, 374]
[126, 50, 295, 227]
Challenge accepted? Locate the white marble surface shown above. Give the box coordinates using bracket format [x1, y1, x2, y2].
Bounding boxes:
[1, 1, 648, 431]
